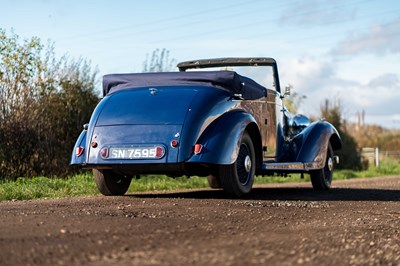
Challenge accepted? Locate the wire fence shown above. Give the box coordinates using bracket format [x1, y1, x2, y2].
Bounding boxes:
[361, 147, 400, 168]
[380, 150, 400, 161]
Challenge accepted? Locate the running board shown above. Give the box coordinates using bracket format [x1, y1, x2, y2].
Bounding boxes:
[262, 162, 309, 171]
[261, 156, 339, 172]
[261, 162, 322, 172]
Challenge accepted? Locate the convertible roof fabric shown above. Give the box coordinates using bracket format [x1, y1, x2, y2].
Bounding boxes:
[103, 71, 267, 100]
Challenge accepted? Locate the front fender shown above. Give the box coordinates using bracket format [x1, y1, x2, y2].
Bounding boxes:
[187, 110, 258, 165]
[70, 129, 87, 165]
[294, 121, 341, 169]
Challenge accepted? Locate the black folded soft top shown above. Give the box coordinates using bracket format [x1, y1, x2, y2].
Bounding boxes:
[102, 71, 267, 100]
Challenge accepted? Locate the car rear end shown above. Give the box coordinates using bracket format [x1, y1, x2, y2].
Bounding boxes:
[82, 86, 200, 175]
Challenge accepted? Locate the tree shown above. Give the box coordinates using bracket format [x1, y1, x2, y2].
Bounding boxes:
[283, 88, 306, 113]
[142, 48, 176, 72]
[0, 29, 99, 179]
[320, 99, 361, 170]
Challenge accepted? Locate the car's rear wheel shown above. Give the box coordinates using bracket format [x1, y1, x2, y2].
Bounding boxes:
[207, 175, 222, 189]
[310, 143, 334, 190]
[93, 169, 131, 196]
[219, 132, 255, 197]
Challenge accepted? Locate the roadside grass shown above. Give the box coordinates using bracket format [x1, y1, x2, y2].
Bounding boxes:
[0, 174, 99, 201]
[336, 159, 400, 179]
[1, 160, 399, 202]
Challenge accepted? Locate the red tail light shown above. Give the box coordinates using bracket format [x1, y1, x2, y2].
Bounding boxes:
[170, 140, 179, 148]
[194, 144, 203, 155]
[75, 146, 84, 157]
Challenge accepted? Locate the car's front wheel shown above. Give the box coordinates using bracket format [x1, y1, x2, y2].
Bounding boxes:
[310, 143, 334, 190]
[219, 132, 255, 197]
[93, 169, 131, 196]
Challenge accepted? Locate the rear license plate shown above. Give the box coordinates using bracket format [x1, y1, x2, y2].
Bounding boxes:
[107, 146, 165, 160]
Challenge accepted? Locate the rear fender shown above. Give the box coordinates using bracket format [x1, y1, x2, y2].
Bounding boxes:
[70, 97, 111, 165]
[293, 121, 341, 169]
[70, 129, 87, 165]
[187, 110, 260, 165]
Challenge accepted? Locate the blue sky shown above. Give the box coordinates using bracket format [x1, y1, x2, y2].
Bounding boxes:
[1, 0, 400, 128]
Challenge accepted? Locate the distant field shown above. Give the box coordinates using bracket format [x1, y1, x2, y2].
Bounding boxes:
[0, 160, 399, 202]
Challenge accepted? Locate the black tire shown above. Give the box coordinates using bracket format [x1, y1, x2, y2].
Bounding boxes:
[93, 169, 131, 196]
[219, 132, 255, 197]
[310, 143, 334, 190]
[207, 175, 222, 189]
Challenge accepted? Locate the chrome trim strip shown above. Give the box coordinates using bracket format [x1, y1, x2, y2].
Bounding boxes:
[262, 161, 324, 171]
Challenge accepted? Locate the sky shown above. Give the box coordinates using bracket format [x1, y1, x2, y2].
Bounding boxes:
[1, 0, 400, 129]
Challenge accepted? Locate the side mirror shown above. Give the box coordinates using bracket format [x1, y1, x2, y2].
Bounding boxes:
[284, 84, 293, 97]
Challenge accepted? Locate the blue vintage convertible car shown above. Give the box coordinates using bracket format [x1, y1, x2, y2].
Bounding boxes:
[71, 58, 341, 197]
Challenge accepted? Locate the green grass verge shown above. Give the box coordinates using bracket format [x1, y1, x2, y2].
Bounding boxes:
[1, 160, 399, 202]
[0, 174, 99, 201]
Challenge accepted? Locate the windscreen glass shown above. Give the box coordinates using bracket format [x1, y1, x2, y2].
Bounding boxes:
[187, 66, 275, 90]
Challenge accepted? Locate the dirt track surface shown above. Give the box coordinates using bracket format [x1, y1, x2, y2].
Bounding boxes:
[1, 176, 400, 266]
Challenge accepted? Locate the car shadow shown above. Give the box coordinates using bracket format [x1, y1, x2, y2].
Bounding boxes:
[128, 187, 400, 202]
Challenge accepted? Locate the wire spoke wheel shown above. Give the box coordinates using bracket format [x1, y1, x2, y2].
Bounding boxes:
[93, 169, 131, 196]
[207, 175, 222, 189]
[237, 144, 252, 185]
[219, 132, 255, 197]
[310, 143, 334, 190]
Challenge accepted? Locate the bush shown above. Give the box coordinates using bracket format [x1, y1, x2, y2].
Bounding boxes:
[320, 100, 361, 170]
[0, 29, 99, 180]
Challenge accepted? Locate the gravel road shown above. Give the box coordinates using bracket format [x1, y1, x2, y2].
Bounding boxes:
[1, 176, 399, 266]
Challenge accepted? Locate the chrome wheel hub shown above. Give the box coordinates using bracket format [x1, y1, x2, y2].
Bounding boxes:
[327, 157, 333, 172]
[244, 155, 252, 173]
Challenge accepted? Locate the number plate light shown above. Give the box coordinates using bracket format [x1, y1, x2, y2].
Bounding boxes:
[100, 147, 109, 158]
[156, 146, 165, 158]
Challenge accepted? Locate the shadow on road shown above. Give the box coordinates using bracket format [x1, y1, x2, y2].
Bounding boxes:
[130, 187, 400, 202]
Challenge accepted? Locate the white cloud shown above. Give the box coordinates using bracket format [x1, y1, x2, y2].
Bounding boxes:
[280, 56, 336, 93]
[341, 73, 400, 113]
[331, 18, 400, 56]
[279, 0, 357, 26]
[280, 56, 400, 128]
[366, 113, 400, 129]
[368, 73, 399, 88]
